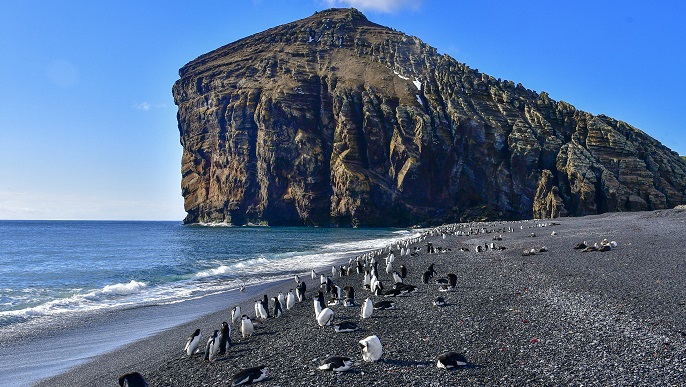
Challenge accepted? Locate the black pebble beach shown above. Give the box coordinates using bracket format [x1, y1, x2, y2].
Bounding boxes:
[38, 209, 686, 386]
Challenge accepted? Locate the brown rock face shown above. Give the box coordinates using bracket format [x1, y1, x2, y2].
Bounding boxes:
[173, 8, 686, 226]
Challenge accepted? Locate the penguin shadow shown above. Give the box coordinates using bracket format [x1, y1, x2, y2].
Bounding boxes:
[382, 359, 432, 368]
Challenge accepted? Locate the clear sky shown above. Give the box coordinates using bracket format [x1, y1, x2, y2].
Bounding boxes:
[1, 0, 684, 221]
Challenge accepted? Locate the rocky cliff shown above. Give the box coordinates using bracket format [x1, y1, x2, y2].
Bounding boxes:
[173, 8, 686, 226]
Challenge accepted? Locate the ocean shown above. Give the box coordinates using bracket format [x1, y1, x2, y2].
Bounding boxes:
[0, 221, 420, 385]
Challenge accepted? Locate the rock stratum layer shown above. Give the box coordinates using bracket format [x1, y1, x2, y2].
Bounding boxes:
[173, 8, 686, 226]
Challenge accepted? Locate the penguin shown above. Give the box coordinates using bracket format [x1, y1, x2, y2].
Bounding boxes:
[184, 328, 201, 356]
[316, 307, 335, 326]
[277, 292, 286, 307]
[297, 280, 306, 301]
[231, 306, 241, 323]
[314, 291, 325, 317]
[286, 290, 296, 310]
[231, 365, 268, 386]
[325, 276, 333, 294]
[331, 265, 336, 277]
[385, 261, 393, 274]
[574, 241, 588, 250]
[373, 300, 396, 310]
[294, 274, 301, 284]
[333, 321, 359, 333]
[320, 274, 327, 286]
[118, 372, 148, 387]
[392, 271, 403, 284]
[395, 283, 417, 294]
[356, 259, 364, 274]
[272, 296, 282, 318]
[239, 284, 246, 292]
[240, 315, 254, 338]
[427, 263, 437, 276]
[318, 356, 353, 372]
[373, 280, 384, 296]
[255, 300, 267, 320]
[204, 330, 219, 362]
[436, 351, 468, 369]
[422, 271, 432, 284]
[359, 335, 383, 362]
[311, 269, 317, 280]
[399, 265, 407, 278]
[261, 295, 270, 318]
[361, 297, 373, 319]
[218, 321, 231, 355]
[433, 296, 446, 306]
[339, 265, 346, 277]
[447, 273, 457, 289]
[362, 271, 371, 289]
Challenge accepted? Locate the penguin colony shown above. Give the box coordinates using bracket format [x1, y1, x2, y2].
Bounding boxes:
[120, 219, 611, 385]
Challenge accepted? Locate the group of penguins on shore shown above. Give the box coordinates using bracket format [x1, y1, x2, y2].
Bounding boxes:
[172, 230, 472, 386]
[119, 220, 567, 386]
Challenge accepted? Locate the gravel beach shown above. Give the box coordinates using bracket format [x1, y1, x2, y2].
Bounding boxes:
[37, 209, 686, 386]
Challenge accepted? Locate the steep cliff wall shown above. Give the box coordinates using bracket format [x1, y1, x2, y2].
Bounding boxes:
[173, 8, 686, 226]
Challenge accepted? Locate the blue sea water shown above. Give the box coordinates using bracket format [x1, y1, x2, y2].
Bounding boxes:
[0, 221, 419, 328]
[0, 221, 418, 385]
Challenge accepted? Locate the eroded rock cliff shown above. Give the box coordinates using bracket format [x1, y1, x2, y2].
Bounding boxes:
[173, 8, 686, 225]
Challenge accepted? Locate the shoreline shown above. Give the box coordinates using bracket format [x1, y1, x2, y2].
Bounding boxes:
[36, 210, 686, 386]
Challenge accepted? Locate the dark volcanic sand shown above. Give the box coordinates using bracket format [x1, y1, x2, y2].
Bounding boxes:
[37, 210, 686, 386]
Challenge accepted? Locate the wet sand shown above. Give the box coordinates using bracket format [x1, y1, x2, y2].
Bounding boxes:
[36, 209, 686, 386]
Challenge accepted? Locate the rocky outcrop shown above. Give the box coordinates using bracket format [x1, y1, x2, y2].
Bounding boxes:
[173, 8, 686, 226]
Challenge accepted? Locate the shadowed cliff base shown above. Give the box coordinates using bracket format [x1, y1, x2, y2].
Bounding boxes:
[174, 8, 686, 226]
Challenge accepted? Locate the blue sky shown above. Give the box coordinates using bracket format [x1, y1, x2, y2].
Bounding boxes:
[1, 0, 684, 220]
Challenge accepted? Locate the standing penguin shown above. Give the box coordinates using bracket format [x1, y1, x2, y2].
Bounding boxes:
[184, 329, 201, 356]
[296, 280, 306, 302]
[217, 321, 231, 355]
[286, 289, 296, 310]
[255, 300, 267, 320]
[231, 305, 241, 324]
[311, 269, 317, 280]
[447, 273, 457, 289]
[240, 315, 254, 338]
[272, 296, 282, 318]
[359, 335, 383, 362]
[314, 291, 325, 317]
[399, 265, 407, 278]
[277, 292, 286, 307]
[361, 298, 373, 319]
[261, 295, 270, 318]
[204, 330, 219, 362]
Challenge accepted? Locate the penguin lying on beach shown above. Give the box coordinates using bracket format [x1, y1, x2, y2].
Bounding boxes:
[231, 365, 268, 386]
[318, 356, 353, 372]
[333, 321, 359, 333]
[436, 351, 468, 369]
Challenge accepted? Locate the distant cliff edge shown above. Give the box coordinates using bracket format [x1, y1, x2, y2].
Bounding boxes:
[173, 8, 686, 226]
